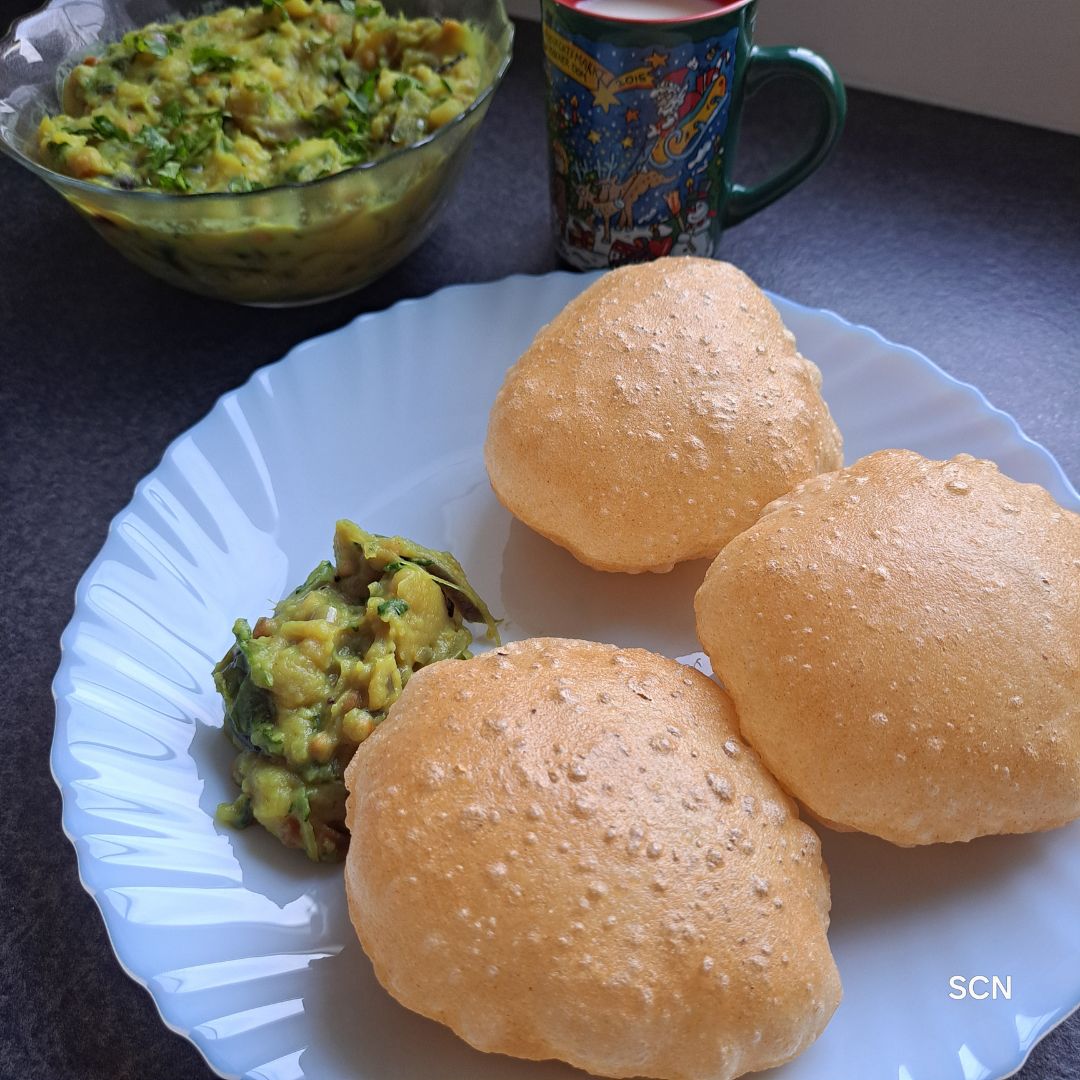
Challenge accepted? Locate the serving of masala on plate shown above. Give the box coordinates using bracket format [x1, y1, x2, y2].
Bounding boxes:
[37, 0, 486, 193]
[213, 520, 498, 862]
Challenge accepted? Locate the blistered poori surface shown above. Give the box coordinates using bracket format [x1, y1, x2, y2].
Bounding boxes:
[695, 450, 1080, 846]
[484, 258, 843, 573]
[345, 638, 840, 1080]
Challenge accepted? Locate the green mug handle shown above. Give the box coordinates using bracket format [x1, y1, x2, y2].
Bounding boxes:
[723, 45, 847, 227]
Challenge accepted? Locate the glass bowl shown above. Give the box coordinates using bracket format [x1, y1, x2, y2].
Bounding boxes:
[0, 0, 513, 305]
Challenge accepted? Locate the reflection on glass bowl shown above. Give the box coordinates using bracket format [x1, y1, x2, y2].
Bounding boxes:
[0, 0, 512, 305]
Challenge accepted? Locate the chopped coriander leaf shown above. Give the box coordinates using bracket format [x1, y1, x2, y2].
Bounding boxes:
[155, 159, 189, 190]
[323, 125, 369, 163]
[354, 2, 382, 18]
[134, 124, 170, 150]
[377, 598, 409, 619]
[393, 76, 414, 98]
[383, 561, 406, 574]
[91, 114, 128, 141]
[291, 787, 312, 823]
[160, 100, 184, 127]
[190, 45, 240, 74]
[341, 85, 371, 115]
[134, 123, 174, 168]
[132, 31, 172, 59]
[186, 114, 223, 157]
[441, 76, 453, 94]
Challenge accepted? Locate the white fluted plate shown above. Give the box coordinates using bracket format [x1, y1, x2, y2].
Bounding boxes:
[52, 271, 1080, 1080]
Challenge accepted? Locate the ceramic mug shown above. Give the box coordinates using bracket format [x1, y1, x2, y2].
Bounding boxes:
[542, 0, 846, 268]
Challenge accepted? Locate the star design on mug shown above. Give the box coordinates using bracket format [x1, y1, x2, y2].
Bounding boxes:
[593, 81, 619, 111]
[587, 129, 602, 144]
[646, 51, 667, 69]
[621, 135, 634, 148]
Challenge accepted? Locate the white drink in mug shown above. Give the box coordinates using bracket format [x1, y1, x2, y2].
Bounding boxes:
[576, 0, 722, 19]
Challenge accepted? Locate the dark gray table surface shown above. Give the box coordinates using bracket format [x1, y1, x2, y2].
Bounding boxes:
[2, 9, 1078, 1080]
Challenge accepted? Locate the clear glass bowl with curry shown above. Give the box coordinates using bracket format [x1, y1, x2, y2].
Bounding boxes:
[0, 0, 512, 304]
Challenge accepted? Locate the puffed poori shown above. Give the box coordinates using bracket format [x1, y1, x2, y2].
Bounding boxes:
[344, 638, 841, 1080]
[484, 258, 843, 573]
[695, 449, 1080, 846]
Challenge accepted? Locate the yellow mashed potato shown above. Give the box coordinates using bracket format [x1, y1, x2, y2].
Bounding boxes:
[213, 520, 498, 861]
[38, 0, 486, 193]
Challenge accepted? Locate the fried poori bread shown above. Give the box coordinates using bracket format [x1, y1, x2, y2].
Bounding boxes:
[344, 638, 841, 1080]
[483, 258, 843, 573]
[695, 449, 1080, 846]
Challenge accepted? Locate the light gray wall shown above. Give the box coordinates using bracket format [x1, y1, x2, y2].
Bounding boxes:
[507, 0, 1080, 134]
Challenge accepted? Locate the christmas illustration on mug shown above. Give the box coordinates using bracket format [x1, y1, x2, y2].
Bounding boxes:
[544, 17, 738, 268]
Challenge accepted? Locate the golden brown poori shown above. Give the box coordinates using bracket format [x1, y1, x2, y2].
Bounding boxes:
[484, 258, 843, 573]
[695, 449, 1080, 846]
[345, 637, 841, 1079]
